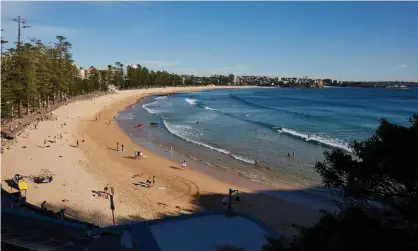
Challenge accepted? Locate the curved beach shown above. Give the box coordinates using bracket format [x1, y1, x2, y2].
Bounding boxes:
[1, 87, 320, 237]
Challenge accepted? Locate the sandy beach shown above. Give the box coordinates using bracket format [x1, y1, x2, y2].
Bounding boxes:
[1, 86, 320, 237]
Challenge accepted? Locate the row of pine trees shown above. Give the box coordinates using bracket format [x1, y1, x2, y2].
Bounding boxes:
[1, 33, 227, 120]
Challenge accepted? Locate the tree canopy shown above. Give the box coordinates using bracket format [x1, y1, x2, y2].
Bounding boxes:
[1, 31, 233, 120]
[263, 115, 418, 251]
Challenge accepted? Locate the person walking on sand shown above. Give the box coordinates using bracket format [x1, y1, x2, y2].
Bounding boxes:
[116, 142, 119, 152]
[44, 138, 47, 148]
[146, 177, 152, 188]
[121, 144, 124, 152]
[152, 176, 155, 186]
[181, 160, 187, 168]
[76, 140, 79, 148]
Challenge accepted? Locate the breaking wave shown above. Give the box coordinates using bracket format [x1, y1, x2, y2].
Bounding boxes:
[278, 128, 351, 152]
[185, 98, 197, 105]
[204, 106, 217, 111]
[163, 120, 255, 164]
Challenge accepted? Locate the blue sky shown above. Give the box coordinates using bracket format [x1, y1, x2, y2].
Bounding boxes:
[2, 1, 418, 81]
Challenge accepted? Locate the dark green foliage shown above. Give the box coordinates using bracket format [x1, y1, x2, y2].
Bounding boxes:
[263, 115, 418, 251]
[314, 115, 418, 225]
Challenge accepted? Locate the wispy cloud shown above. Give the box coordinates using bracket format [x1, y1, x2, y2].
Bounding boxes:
[172, 64, 251, 76]
[395, 64, 407, 70]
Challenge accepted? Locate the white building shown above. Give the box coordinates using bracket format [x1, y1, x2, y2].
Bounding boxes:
[79, 66, 95, 79]
[229, 74, 239, 85]
[79, 68, 86, 79]
[107, 84, 117, 92]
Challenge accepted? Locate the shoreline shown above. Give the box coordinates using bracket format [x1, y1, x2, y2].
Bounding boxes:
[118, 91, 339, 212]
[2, 86, 321, 238]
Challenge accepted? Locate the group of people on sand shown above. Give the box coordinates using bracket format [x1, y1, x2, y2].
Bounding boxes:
[131, 173, 156, 188]
[116, 142, 124, 152]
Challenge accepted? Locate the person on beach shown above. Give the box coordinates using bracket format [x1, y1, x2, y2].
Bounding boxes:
[287, 152, 291, 157]
[146, 177, 152, 188]
[181, 160, 187, 168]
[76, 140, 79, 148]
[292, 151, 295, 157]
[116, 142, 119, 151]
[121, 144, 124, 152]
[255, 159, 258, 165]
[44, 138, 47, 148]
[152, 176, 155, 186]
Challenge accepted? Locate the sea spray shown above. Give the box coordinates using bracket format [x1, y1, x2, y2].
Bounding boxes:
[185, 98, 197, 105]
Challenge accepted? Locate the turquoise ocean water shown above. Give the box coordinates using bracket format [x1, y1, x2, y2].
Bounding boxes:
[118, 87, 417, 203]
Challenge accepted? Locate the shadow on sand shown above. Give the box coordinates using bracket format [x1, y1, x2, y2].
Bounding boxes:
[2, 182, 339, 239]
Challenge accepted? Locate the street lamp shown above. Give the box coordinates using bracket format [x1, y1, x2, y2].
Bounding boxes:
[6, 101, 14, 119]
[228, 189, 240, 211]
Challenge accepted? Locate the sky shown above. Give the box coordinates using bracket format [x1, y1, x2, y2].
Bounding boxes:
[1, 1, 418, 81]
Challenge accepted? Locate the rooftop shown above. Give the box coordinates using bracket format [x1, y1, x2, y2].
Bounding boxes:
[2, 190, 277, 251]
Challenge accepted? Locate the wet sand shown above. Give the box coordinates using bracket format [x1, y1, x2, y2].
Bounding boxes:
[1, 86, 320, 238]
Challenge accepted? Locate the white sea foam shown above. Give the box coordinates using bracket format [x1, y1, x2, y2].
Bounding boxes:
[204, 106, 217, 111]
[231, 154, 255, 164]
[155, 96, 167, 100]
[279, 128, 352, 152]
[142, 100, 166, 114]
[163, 120, 230, 154]
[185, 98, 197, 105]
[163, 120, 257, 165]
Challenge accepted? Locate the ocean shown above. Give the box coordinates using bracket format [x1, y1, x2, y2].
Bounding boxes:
[118, 87, 418, 201]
